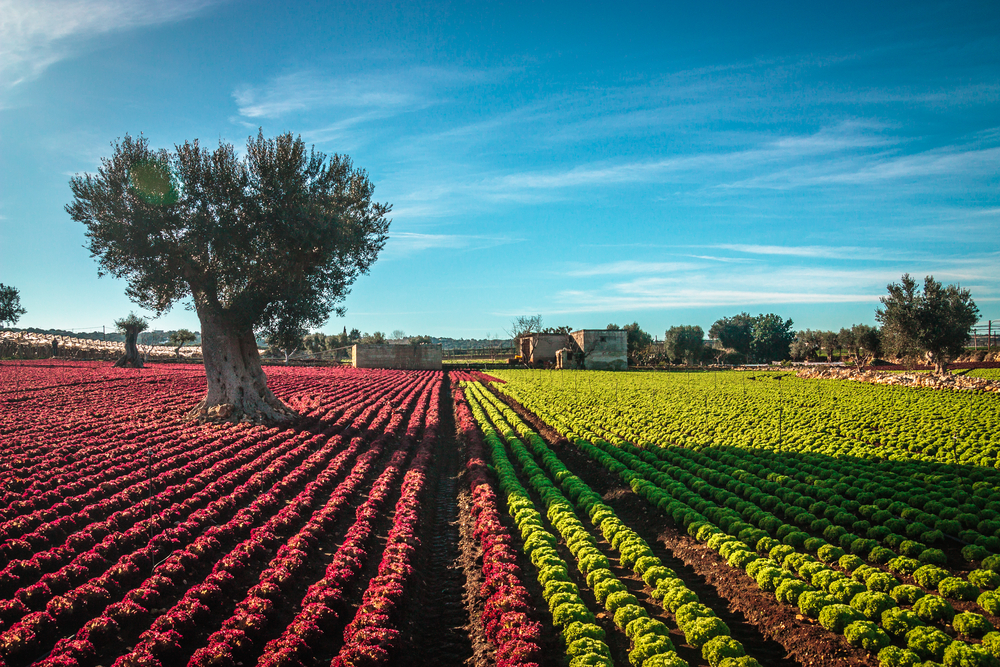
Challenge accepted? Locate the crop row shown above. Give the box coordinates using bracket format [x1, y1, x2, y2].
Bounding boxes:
[481, 376, 1000, 666]
[452, 385, 544, 667]
[490, 369, 1000, 467]
[0, 362, 446, 667]
[465, 381, 767, 667]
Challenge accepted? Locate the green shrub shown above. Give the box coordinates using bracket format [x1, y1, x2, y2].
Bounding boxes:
[891, 584, 927, 605]
[963, 545, 990, 563]
[662, 586, 699, 612]
[579, 552, 612, 574]
[913, 595, 955, 623]
[728, 549, 759, 569]
[568, 652, 613, 667]
[868, 572, 901, 593]
[818, 544, 846, 563]
[876, 645, 922, 667]
[819, 604, 864, 633]
[970, 569, 1000, 590]
[640, 654, 688, 667]
[851, 591, 897, 621]
[813, 568, 846, 591]
[900, 540, 926, 558]
[634, 556, 660, 575]
[982, 554, 1000, 572]
[869, 547, 896, 565]
[587, 568, 616, 589]
[756, 536, 780, 554]
[840, 554, 865, 572]
[844, 620, 890, 651]
[953, 612, 994, 638]
[540, 564, 572, 585]
[567, 637, 612, 660]
[744, 558, 770, 579]
[939, 577, 981, 602]
[914, 565, 951, 589]
[627, 634, 675, 667]
[553, 602, 596, 627]
[804, 537, 827, 553]
[625, 616, 667, 640]
[702, 635, 746, 667]
[684, 616, 731, 649]
[919, 548, 948, 565]
[853, 564, 879, 583]
[605, 590, 639, 613]
[614, 604, 648, 630]
[980, 591, 1000, 615]
[594, 578, 628, 604]
[942, 641, 1000, 667]
[642, 566, 675, 587]
[905, 625, 953, 661]
[798, 561, 826, 581]
[550, 591, 583, 613]
[881, 607, 926, 638]
[769, 544, 795, 563]
[851, 538, 879, 557]
[983, 631, 1000, 659]
[830, 578, 866, 604]
[675, 602, 716, 631]
[755, 566, 791, 592]
[775, 579, 811, 605]
[563, 621, 606, 645]
[717, 658, 762, 667]
[889, 556, 922, 576]
[545, 580, 580, 598]
[798, 590, 835, 618]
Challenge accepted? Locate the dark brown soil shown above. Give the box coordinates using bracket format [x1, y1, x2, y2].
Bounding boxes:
[396, 375, 475, 667]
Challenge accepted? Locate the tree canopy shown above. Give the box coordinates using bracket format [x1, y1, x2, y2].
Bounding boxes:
[876, 273, 978, 374]
[114, 312, 149, 368]
[0, 284, 26, 327]
[710, 312, 793, 363]
[708, 313, 754, 362]
[68, 131, 390, 421]
[664, 325, 703, 365]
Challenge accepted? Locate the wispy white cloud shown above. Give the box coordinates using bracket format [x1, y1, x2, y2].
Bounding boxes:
[712, 244, 894, 261]
[528, 253, 1000, 314]
[234, 65, 501, 119]
[0, 0, 215, 89]
[383, 231, 520, 258]
[565, 260, 704, 277]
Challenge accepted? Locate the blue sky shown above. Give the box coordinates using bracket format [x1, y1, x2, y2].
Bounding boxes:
[1, 0, 997, 339]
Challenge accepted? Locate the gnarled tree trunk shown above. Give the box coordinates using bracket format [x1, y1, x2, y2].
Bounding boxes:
[186, 305, 297, 424]
[114, 329, 144, 368]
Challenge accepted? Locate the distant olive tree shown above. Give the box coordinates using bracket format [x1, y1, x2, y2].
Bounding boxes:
[169, 328, 196, 358]
[664, 325, 704, 365]
[876, 274, 978, 374]
[115, 313, 149, 368]
[0, 284, 26, 328]
[709, 313, 754, 363]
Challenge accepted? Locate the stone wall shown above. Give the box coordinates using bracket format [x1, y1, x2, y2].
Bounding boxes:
[570, 330, 627, 371]
[351, 344, 443, 370]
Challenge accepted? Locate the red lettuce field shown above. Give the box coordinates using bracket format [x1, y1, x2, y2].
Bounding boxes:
[5, 361, 1000, 667]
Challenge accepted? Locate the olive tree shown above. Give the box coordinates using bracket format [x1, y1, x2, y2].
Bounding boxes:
[1, 284, 26, 327]
[876, 274, 978, 375]
[68, 131, 390, 422]
[664, 325, 704, 365]
[115, 313, 149, 368]
[168, 328, 197, 358]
